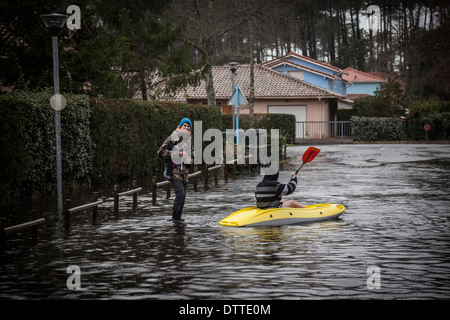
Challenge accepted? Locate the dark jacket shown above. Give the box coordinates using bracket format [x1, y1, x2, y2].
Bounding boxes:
[255, 171, 297, 208]
[158, 129, 193, 183]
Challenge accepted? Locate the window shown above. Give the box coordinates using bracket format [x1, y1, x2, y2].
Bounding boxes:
[287, 70, 304, 80]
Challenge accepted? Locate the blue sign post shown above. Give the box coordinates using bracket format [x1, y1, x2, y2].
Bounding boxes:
[227, 86, 248, 145]
[424, 124, 430, 142]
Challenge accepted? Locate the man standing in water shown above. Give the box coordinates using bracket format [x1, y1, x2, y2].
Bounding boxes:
[158, 118, 193, 221]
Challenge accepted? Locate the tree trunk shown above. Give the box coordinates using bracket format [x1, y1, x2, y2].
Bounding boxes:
[308, 15, 317, 59]
[356, 5, 361, 40]
[350, 6, 356, 39]
[299, 15, 308, 56]
[139, 69, 147, 101]
[205, 63, 215, 106]
[326, 4, 336, 63]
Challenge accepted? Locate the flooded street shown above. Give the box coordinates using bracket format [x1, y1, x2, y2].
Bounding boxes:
[1, 144, 450, 299]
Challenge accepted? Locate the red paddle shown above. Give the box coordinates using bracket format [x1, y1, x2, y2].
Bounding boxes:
[295, 146, 321, 174]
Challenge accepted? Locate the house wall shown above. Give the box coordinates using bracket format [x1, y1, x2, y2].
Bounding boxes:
[286, 57, 348, 96]
[303, 72, 331, 91]
[238, 99, 331, 122]
[329, 76, 347, 95]
[288, 57, 335, 76]
[248, 99, 336, 139]
[347, 82, 381, 95]
[272, 64, 330, 90]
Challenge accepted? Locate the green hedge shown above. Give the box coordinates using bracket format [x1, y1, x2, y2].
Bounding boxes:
[337, 108, 357, 121]
[89, 98, 222, 182]
[409, 99, 450, 115]
[404, 112, 450, 140]
[351, 116, 405, 141]
[0, 90, 93, 196]
[405, 100, 450, 140]
[0, 97, 31, 196]
[221, 113, 296, 144]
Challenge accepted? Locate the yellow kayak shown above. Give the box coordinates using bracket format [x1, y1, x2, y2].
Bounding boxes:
[218, 203, 345, 227]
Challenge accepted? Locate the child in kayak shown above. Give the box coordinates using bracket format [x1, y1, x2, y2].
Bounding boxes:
[255, 171, 305, 209]
[158, 118, 193, 221]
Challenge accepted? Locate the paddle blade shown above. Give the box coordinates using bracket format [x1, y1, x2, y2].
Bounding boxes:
[302, 146, 321, 164]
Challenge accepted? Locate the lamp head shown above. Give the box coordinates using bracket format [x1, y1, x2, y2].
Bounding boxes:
[228, 62, 239, 73]
[40, 13, 68, 36]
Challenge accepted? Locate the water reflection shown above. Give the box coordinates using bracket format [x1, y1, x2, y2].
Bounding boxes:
[219, 221, 344, 268]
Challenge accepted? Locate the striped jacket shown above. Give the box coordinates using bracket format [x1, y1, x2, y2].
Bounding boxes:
[255, 173, 297, 209]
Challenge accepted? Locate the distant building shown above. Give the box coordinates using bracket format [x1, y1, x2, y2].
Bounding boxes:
[342, 67, 386, 101]
[259, 51, 349, 96]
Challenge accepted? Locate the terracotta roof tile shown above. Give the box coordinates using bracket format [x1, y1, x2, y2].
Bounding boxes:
[343, 67, 386, 83]
[346, 93, 371, 100]
[155, 64, 343, 102]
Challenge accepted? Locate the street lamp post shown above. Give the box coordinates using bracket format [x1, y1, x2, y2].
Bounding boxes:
[41, 13, 68, 213]
[228, 62, 239, 132]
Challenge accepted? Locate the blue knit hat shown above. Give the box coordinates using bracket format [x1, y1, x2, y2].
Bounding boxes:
[179, 117, 192, 128]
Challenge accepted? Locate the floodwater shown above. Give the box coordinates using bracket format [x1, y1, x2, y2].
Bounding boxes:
[1, 144, 450, 300]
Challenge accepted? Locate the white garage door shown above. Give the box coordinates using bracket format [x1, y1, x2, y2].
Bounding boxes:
[268, 105, 306, 138]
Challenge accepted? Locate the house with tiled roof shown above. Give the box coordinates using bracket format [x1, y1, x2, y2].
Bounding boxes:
[153, 64, 345, 140]
[342, 67, 386, 101]
[259, 51, 349, 96]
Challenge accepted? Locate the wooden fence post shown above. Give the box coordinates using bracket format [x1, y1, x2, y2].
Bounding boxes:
[214, 161, 219, 186]
[0, 218, 5, 254]
[280, 128, 287, 160]
[166, 183, 171, 199]
[114, 185, 119, 218]
[114, 185, 119, 212]
[204, 163, 209, 188]
[92, 192, 99, 223]
[132, 180, 138, 210]
[224, 161, 228, 182]
[64, 199, 71, 230]
[193, 165, 198, 191]
[31, 209, 38, 244]
[152, 176, 157, 205]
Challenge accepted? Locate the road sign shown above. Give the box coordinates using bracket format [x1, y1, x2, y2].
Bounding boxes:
[227, 86, 248, 106]
[228, 86, 248, 145]
[424, 124, 431, 143]
[50, 94, 66, 111]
